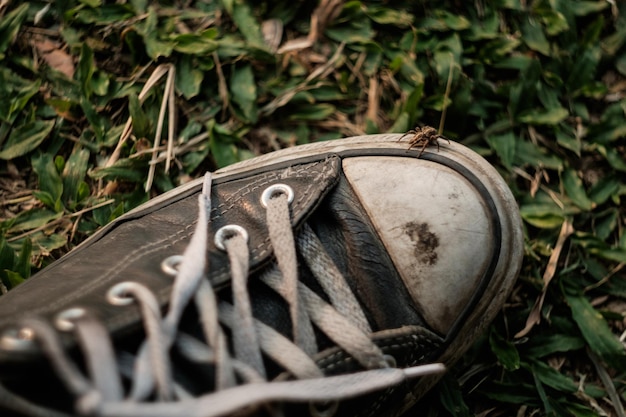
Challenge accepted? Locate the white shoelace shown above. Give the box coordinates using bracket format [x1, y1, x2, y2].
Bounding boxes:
[20, 173, 444, 417]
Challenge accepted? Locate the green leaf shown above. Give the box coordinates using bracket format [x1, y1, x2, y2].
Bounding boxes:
[3, 270, 25, 289]
[76, 43, 95, 98]
[524, 334, 585, 358]
[128, 93, 151, 139]
[567, 48, 601, 92]
[480, 381, 539, 404]
[390, 53, 424, 87]
[80, 97, 107, 142]
[481, 36, 521, 60]
[602, 25, 626, 56]
[562, 169, 594, 211]
[92, 201, 123, 227]
[210, 140, 239, 169]
[522, 17, 550, 56]
[225, 0, 266, 48]
[388, 112, 410, 134]
[326, 18, 374, 44]
[467, 11, 500, 40]
[32, 153, 64, 211]
[79, 0, 102, 7]
[489, 329, 520, 370]
[62, 148, 90, 209]
[403, 84, 424, 125]
[594, 209, 618, 240]
[565, 403, 605, 417]
[288, 104, 336, 121]
[26, 232, 67, 255]
[0, 237, 16, 274]
[0, 76, 41, 123]
[599, 146, 626, 172]
[176, 60, 209, 100]
[527, 361, 578, 393]
[91, 71, 109, 96]
[130, 0, 147, 13]
[15, 238, 32, 279]
[518, 107, 569, 125]
[7, 209, 62, 234]
[419, 9, 470, 31]
[136, 7, 174, 59]
[438, 375, 471, 417]
[565, 293, 626, 372]
[364, 6, 413, 27]
[571, 1, 608, 16]
[590, 247, 626, 263]
[230, 64, 258, 123]
[588, 176, 621, 205]
[172, 32, 219, 55]
[519, 203, 565, 229]
[514, 141, 564, 170]
[531, 368, 553, 415]
[0, 120, 55, 160]
[555, 128, 581, 155]
[539, 9, 569, 35]
[485, 131, 516, 170]
[89, 158, 147, 182]
[0, 4, 28, 59]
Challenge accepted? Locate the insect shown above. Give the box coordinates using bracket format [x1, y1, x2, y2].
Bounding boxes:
[398, 125, 450, 157]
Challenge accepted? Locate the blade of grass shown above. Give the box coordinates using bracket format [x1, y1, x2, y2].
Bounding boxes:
[516, 219, 574, 338]
[587, 349, 626, 417]
[106, 64, 170, 171]
[7, 199, 115, 242]
[145, 63, 176, 192]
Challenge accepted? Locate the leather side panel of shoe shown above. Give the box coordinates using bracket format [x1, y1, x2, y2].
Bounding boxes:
[0, 157, 341, 364]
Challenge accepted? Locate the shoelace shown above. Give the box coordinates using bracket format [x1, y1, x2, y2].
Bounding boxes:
[18, 173, 444, 417]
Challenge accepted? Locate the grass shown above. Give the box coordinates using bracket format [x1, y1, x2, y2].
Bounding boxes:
[1, 0, 626, 415]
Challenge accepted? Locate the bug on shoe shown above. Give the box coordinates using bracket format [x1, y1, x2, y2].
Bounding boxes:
[398, 126, 450, 157]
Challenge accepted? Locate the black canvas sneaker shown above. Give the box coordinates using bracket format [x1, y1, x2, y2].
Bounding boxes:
[0, 134, 523, 417]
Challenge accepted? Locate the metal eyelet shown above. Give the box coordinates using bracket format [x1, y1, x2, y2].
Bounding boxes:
[214, 225, 249, 251]
[0, 327, 35, 351]
[55, 307, 86, 332]
[260, 184, 294, 208]
[106, 282, 141, 306]
[161, 255, 183, 276]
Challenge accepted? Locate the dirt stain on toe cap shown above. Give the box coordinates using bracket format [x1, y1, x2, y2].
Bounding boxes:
[404, 221, 439, 265]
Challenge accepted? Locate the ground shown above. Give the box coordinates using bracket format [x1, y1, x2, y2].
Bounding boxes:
[1, 1, 625, 415]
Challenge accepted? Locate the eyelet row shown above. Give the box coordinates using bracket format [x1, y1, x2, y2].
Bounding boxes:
[0, 307, 88, 351]
[0, 184, 296, 352]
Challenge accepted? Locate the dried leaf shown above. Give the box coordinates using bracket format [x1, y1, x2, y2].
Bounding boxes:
[261, 18, 283, 52]
[516, 219, 574, 338]
[33, 38, 75, 78]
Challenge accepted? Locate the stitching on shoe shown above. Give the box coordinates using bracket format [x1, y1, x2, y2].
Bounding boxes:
[363, 387, 394, 417]
[20, 159, 338, 320]
[42, 223, 199, 315]
[210, 158, 338, 277]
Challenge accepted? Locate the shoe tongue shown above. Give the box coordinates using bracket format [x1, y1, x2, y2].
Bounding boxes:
[305, 176, 428, 332]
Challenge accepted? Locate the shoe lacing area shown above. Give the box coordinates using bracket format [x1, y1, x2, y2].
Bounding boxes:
[13, 173, 444, 417]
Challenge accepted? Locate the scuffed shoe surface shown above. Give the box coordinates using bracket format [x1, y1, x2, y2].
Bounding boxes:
[0, 134, 523, 417]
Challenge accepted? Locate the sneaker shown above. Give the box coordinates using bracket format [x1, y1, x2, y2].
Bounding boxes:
[0, 134, 523, 417]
